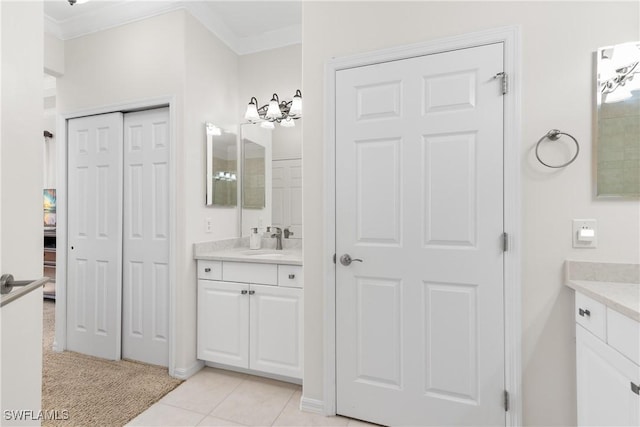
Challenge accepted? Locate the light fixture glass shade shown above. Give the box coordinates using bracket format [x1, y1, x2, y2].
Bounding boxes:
[260, 121, 275, 130]
[290, 92, 302, 116]
[244, 103, 260, 122]
[266, 99, 282, 119]
[205, 122, 222, 136]
[281, 117, 295, 128]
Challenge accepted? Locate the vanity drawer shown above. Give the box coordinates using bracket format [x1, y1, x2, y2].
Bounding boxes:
[606, 308, 640, 365]
[198, 260, 223, 281]
[278, 265, 303, 288]
[575, 292, 606, 341]
[223, 261, 277, 285]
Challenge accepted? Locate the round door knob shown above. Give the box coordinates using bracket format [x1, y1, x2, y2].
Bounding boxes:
[340, 254, 363, 266]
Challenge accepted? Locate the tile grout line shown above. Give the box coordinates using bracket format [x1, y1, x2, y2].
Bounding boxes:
[205, 372, 250, 418]
[269, 387, 298, 426]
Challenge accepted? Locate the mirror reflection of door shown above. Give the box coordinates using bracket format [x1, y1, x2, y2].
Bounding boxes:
[271, 158, 302, 238]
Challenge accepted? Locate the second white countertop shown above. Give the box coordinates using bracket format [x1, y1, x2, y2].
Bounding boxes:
[194, 246, 302, 265]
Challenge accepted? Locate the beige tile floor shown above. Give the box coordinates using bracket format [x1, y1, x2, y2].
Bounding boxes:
[127, 367, 379, 427]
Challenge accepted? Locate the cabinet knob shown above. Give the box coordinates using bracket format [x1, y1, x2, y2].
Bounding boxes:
[204, 268, 211, 273]
[241, 290, 248, 295]
[288, 274, 295, 279]
[249, 290, 255, 295]
[631, 382, 640, 395]
[578, 308, 591, 317]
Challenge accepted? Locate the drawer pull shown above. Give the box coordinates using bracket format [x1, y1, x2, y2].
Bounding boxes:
[288, 274, 295, 279]
[578, 308, 591, 317]
[241, 290, 248, 295]
[632, 382, 640, 395]
[249, 290, 255, 295]
[204, 268, 212, 273]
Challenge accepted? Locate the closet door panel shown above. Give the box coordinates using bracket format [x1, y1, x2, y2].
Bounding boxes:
[122, 107, 170, 366]
[67, 112, 124, 360]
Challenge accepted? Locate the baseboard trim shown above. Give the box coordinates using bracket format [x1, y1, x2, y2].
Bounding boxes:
[172, 360, 204, 380]
[300, 396, 324, 415]
[204, 362, 302, 385]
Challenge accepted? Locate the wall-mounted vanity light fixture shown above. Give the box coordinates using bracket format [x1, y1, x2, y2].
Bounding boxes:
[244, 90, 302, 129]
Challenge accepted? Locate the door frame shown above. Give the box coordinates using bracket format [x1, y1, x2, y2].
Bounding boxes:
[54, 96, 178, 376]
[323, 26, 522, 425]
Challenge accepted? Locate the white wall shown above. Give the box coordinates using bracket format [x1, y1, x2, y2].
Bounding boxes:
[57, 10, 240, 375]
[182, 11, 240, 370]
[44, 32, 64, 77]
[301, 2, 640, 425]
[0, 1, 44, 421]
[0, 0, 44, 280]
[239, 44, 302, 160]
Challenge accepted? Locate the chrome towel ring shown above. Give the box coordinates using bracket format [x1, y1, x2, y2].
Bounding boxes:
[535, 129, 580, 168]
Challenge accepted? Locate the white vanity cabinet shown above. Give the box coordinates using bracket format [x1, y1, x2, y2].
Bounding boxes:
[574, 292, 640, 426]
[197, 260, 303, 380]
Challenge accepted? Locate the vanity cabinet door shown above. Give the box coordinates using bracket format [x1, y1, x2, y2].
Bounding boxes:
[249, 284, 303, 379]
[576, 325, 640, 427]
[197, 280, 249, 368]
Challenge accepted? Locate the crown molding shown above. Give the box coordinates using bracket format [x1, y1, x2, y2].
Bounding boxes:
[183, 1, 241, 53]
[43, 1, 301, 55]
[235, 23, 302, 56]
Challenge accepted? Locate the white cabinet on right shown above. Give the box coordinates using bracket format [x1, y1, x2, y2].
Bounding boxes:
[574, 292, 640, 426]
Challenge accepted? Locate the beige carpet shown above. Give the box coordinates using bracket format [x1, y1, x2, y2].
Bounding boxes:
[42, 300, 183, 426]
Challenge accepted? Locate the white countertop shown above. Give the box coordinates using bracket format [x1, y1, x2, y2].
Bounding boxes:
[194, 246, 302, 265]
[565, 279, 640, 322]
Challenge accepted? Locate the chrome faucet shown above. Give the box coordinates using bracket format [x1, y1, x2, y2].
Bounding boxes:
[270, 227, 283, 250]
[283, 227, 294, 239]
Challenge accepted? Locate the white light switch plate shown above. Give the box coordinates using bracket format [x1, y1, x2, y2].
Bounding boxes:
[572, 219, 597, 248]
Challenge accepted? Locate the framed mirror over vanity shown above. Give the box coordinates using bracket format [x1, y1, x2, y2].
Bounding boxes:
[596, 41, 640, 198]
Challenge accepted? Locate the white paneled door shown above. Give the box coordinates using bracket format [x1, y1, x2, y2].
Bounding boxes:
[335, 43, 505, 426]
[67, 112, 124, 360]
[67, 108, 169, 366]
[272, 159, 303, 238]
[122, 108, 170, 366]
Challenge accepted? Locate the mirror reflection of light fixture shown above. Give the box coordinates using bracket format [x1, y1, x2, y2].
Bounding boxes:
[281, 117, 295, 128]
[243, 90, 302, 128]
[205, 122, 222, 136]
[599, 42, 640, 103]
[260, 121, 275, 130]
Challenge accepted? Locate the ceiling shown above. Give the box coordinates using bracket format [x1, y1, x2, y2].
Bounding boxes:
[43, 0, 302, 55]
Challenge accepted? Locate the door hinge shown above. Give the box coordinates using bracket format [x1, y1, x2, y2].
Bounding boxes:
[502, 232, 509, 252]
[333, 253, 336, 264]
[504, 390, 510, 412]
[494, 72, 508, 95]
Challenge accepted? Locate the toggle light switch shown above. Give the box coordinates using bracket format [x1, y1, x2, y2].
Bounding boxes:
[572, 219, 597, 248]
